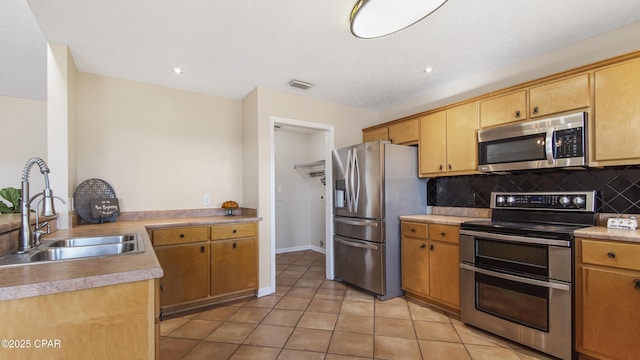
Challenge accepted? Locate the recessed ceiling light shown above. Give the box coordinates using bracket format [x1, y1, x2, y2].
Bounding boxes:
[173, 67, 183, 75]
[289, 79, 314, 90]
[424, 67, 434, 73]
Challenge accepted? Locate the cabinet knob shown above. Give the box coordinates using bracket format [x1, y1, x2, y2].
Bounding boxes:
[634, 279, 640, 290]
[389, 138, 393, 143]
[232, 229, 237, 234]
[420, 243, 426, 249]
[159, 284, 164, 293]
[440, 232, 446, 237]
[607, 252, 616, 259]
[532, 106, 539, 115]
[439, 165, 443, 171]
[200, 246, 206, 253]
[179, 234, 185, 238]
[411, 228, 416, 233]
[515, 110, 521, 118]
[429, 244, 434, 251]
[447, 164, 452, 170]
[233, 242, 237, 249]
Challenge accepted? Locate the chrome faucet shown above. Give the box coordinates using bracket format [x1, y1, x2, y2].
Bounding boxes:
[18, 157, 66, 253]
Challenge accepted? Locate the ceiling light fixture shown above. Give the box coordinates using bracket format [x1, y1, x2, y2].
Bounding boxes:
[350, 0, 448, 39]
[173, 67, 183, 74]
[424, 66, 434, 73]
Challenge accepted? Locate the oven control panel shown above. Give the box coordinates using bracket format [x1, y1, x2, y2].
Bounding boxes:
[491, 191, 596, 211]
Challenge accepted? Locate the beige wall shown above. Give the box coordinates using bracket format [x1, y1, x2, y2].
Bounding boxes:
[0, 96, 47, 194]
[76, 73, 243, 212]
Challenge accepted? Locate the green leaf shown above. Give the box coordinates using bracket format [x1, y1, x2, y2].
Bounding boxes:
[0, 202, 12, 214]
[0, 187, 21, 212]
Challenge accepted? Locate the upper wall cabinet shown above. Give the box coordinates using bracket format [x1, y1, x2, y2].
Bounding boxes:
[363, 127, 388, 142]
[419, 102, 478, 177]
[529, 73, 590, 118]
[479, 90, 527, 128]
[593, 58, 640, 164]
[363, 118, 419, 145]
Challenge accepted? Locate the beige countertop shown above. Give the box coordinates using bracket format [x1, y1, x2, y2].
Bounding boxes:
[575, 226, 640, 243]
[399, 214, 489, 225]
[0, 215, 261, 302]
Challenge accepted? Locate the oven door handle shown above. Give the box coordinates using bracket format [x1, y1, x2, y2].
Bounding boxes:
[459, 230, 571, 247]
[335, 237, 379, 250]
[460, 263, 570, 291]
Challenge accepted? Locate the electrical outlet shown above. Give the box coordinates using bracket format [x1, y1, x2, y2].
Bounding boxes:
[204, 194, 211, 206]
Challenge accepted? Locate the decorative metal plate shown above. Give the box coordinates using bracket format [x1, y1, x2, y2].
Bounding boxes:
[73, 178, 118, 224]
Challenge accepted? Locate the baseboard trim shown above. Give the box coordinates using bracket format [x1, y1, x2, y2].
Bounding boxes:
[276, 245, 326, 254]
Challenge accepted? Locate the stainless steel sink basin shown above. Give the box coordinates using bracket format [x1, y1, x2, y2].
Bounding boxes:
[28, 242, 138, 262]
[48, 234, 136, 247]
[0, 233, 144, 267]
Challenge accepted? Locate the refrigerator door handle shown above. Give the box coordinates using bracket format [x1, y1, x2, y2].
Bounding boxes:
[335, 218, 379, 227]
[353, 148, 360, 213]
[346, 148, 353, 212]
[335, 237, 379, 250]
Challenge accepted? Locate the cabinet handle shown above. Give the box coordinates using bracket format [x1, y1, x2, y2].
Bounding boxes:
[232, 229, 237, 234]
[532, 106, 539, 115]
[515, 110, 521, 118]
[200, 246, 205, 253]
[233, 242, 237, 249]
[634, 279, 640, 290]
[159, 284, 164, 293]
[389, 138, 393, 143]
[439, 165, 443, 171]
[411, 228, 416, 233]
[179, 234, 185, 238]
[420, 243, 426, 249]
[429, 244, 434, 251]
[440, 232, 446, 237]
[447, 164, 452, 170]
[607, 252, 616, 259]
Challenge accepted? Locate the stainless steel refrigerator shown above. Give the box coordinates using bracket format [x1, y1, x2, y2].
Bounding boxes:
[332, 140, 426, 300]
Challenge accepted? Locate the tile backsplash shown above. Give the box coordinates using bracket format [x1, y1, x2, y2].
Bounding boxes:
[427, 165, 640, 214]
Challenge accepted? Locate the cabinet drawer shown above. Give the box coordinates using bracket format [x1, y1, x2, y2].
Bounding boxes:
[581, 239, 640, 271]
[211, 222, 257, 240]
[401, 221, 428, 239]
[429, 224, 459, 244]
[152, 226, 209, 246]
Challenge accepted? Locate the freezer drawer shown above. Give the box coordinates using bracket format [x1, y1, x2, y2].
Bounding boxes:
[334, 217, 384, 243]
[334, 236, 385, 295]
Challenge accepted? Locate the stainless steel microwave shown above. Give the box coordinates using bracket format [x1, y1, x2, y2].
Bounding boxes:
[478, 112, 587, 172]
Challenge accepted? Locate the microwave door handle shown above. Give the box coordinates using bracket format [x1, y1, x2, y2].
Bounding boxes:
[545, 128, 554, 166]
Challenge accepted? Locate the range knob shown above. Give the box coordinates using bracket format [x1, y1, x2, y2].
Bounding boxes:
[573, 196, 585, 206]
[506, 196, 516, 205]
[496, 196, 505, 204]
[559, 196, 571, 206]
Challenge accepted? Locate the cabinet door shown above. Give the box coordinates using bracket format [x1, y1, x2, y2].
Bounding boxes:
[594, 58, 640, 163]
[419, 112, 447, 176]
[363, 127, 389, 143]
[211, 238, 258, 296]
[582, 267, 640, 359]
[529, 74, 589, 118]
[388, 118, 419, 144]
[401, 237, 429, 297]
[446, 102, 478, 174]
[429, 241, 460, 308]
[480, 90, 527, 128]
[155, 242, 210, 306]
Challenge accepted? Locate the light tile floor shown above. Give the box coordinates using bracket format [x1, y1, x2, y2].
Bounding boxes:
[160, 250, 556, 360]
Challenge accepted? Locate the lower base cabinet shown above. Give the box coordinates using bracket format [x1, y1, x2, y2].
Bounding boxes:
[0, 280, 156, 360]
[577, 237, 640, 360]
[152, 222, 258, 315]
[401, 221, 461, 313]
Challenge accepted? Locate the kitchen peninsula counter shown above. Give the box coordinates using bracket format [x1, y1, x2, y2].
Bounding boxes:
[0, 215, 261, 301]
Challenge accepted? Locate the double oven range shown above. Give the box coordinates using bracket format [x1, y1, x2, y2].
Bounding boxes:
[459, 191, 597, 360]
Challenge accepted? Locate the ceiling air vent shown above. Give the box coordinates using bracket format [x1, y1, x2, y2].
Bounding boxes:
[289, 79, 313, 90]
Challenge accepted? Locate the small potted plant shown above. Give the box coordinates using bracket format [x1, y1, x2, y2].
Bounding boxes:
[0, 187, 21, 214]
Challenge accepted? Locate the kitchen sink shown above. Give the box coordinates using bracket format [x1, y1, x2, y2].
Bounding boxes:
[48, 234, 136, 247]
[0, 233, 144, 267]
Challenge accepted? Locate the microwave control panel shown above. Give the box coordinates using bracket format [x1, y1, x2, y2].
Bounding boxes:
[554, 127, 584, 159]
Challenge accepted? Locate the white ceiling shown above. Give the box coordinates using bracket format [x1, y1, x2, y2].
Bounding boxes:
[4, 0, 640, 111]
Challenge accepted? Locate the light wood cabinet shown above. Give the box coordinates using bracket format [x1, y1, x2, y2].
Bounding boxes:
[151, 222, 258, 314]
[401, 221, 460, 312]
[576, 238, 640, 360]
[528, 73, 590, 118]
[0, 280, 156, 359]
[594, 58, 640, 164]
[363, 127, 389, 142]
[480, 90, 527, 128]
[419, 102, 478, 177]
